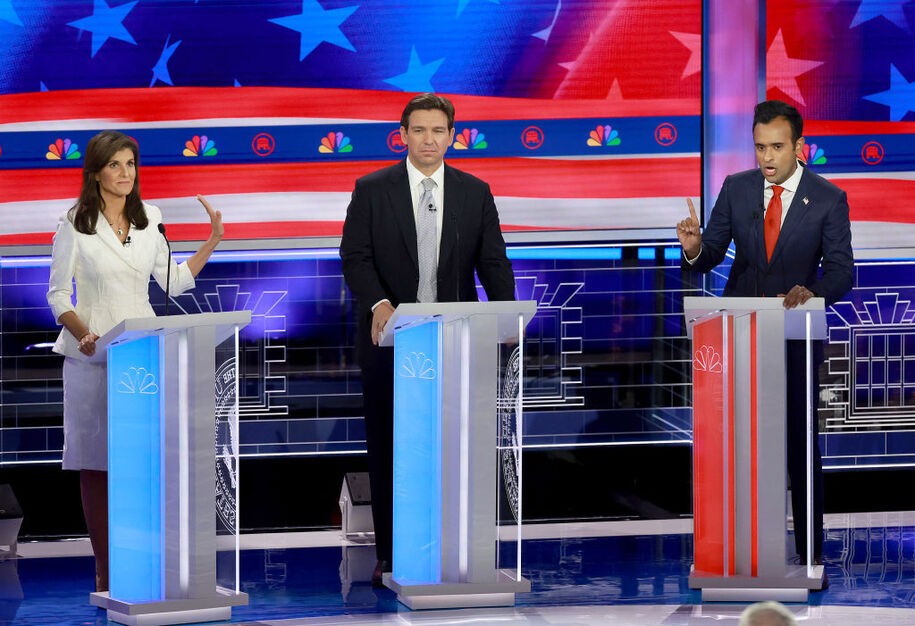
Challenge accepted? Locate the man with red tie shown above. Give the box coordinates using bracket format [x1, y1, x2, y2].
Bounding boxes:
[676, 100, 853, 569]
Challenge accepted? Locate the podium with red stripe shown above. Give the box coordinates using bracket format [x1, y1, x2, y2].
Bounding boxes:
[684, 297, 827, 602]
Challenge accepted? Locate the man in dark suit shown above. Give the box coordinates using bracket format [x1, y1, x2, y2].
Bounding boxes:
[677, 100, 853, 569]
[340, 93, 515, 586]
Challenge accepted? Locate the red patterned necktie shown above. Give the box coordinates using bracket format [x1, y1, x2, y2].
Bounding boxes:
[764, 185, 784, 261]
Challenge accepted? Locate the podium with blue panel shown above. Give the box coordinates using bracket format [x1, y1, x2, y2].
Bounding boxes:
[88, 311, 251, 626]
[379, 301, 537, 609]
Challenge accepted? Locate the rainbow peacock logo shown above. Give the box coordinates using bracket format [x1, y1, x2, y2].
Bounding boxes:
[801, 143, 826, 165]
[587, 125, 621, 147]
[46, 138, 81, 160]
[183, 135, 218, 157]
[319, 132, 353, 153]
[453, 128, 487, 150]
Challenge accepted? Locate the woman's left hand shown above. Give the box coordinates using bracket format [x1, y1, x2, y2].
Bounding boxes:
[197, 195, 224, 242]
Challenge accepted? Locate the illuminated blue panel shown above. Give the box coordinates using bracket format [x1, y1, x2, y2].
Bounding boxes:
[664, 247, 683, 260]
[108, 335, 164, 602]
[637, 247, 656, 260]
[392, 321, 442, 584]
[509, 247, 623, 260]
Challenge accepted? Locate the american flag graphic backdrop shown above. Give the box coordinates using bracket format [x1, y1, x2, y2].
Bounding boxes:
[0, 0, 912, 248]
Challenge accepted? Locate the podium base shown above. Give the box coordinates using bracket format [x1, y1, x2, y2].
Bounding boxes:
[384, 569, 530, 610]
[90, 588, 248, 626]
[689, 564, 825, 602]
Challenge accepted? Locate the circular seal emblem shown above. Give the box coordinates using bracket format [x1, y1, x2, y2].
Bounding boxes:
[521, 125, 544, 150]
[498, 346, 522, 521]
[861, 140, 884, 165]
[252, 132, 276, 157]
[387, 129, 407, 153]
[214, 357, 239, 533]
[655, 122, 678, 146]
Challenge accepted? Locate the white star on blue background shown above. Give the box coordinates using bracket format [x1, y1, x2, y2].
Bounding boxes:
[383, 46, 445, 92]
[150, 35, 182, 87]
[0, 0, 23, 26]
[850, 0, 910, 32]
[269, 0, 358, 62]
[532, 0, 562, 43]
[864, 64, 915, 121]
[67, 0, 138, 58]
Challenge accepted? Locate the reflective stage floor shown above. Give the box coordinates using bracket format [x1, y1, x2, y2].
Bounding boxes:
[4, 513, 915, 625]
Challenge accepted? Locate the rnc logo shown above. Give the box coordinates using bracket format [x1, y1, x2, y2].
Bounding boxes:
[251, 133, 276, 157]
[655, 123, 677, 146]
[387, 129, 407, 153]
[861, 141, 884, 165]
[521, 126, 544, 150]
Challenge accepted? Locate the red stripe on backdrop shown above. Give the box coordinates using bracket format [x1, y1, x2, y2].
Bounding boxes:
[0, 157, 701, 203]
[805, 120, 915, 135]
[0, 87, 699, 125]
[840, 179, 915, 223]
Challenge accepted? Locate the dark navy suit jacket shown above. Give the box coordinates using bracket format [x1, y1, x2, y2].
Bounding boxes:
[340, 159, 516, 363]
[683, 166, 853, 305]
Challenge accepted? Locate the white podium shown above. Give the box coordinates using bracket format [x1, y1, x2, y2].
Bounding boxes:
[379, 300, 536, 609]
[88, 311, 251, 625]
[684, 297, 827, 602]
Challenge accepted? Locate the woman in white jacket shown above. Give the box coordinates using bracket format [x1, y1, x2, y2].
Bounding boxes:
[46, 130, 224, 592]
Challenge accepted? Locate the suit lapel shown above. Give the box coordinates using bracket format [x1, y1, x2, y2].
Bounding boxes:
[746, 172, 768, 268]
[386, 161, 419, 270]
[96, 220, 143, 273]
[438, 164, 461, 272]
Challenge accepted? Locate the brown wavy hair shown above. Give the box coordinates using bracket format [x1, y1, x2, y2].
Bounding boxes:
[400, 93, 455, 130]
[69, 130, 148, 234]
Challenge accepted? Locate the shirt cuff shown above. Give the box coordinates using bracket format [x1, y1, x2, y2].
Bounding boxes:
[683, 246, 702, 264]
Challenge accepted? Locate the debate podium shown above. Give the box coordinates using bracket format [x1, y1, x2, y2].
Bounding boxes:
[379, 300, 536, 609]
[684, 296, 827, 602]
[88, 311, 251, 625]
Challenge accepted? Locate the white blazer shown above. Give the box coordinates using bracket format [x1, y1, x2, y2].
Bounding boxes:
[47, 203, 196, 359]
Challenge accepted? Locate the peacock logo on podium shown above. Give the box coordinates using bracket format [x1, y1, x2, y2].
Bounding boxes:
[117, 367, 160, 394]
[399, 352, 437, 380]
[693, 345, 722, 373]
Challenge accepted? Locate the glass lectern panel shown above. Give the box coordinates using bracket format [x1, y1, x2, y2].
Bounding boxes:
[215, 327, 241, 594]
[496, 313, 525, 582]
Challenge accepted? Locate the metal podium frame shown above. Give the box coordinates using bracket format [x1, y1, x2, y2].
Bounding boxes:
[88, 311, 251, 625]
[379, 300, 536, 609]
[684, 296, 827, 602]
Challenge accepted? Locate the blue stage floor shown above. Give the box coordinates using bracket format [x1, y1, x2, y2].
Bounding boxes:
[4, 515, 915, 625]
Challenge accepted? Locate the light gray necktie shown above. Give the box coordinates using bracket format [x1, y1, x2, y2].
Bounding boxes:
[416, 177, 438, 303]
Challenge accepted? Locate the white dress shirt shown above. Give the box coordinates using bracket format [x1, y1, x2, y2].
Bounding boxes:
[405, 157, 445, 252]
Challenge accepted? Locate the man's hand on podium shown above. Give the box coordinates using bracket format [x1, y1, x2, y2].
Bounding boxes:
[372, 301, 395, 345]
[780, 284, 815, 309]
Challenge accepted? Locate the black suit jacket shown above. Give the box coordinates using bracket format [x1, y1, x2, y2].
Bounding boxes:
[340, 160, 516, 362]
[684, 166, 853, 305]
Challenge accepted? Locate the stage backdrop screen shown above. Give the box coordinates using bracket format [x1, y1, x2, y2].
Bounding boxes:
[0, 0, 701, 246]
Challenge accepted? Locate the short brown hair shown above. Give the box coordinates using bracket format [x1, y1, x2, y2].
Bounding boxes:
[400, 93, 455, 130]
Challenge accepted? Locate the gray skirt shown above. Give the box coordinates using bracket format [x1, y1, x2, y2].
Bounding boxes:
[62, 357, 108, 471]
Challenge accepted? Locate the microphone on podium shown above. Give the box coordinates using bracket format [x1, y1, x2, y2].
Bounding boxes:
[158, 223, 171, 316]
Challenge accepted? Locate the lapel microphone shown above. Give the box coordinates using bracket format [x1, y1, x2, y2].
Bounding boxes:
[158, 223, 171, 316]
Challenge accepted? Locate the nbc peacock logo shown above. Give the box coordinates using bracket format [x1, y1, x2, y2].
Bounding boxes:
[318, 132, 353, 153]
[453, 128, 487, 150]
[183, 135, 218, 157]
[46, 138, 81, 160]
[801, 143, 826, 165]
[587, 125, 621, 147]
